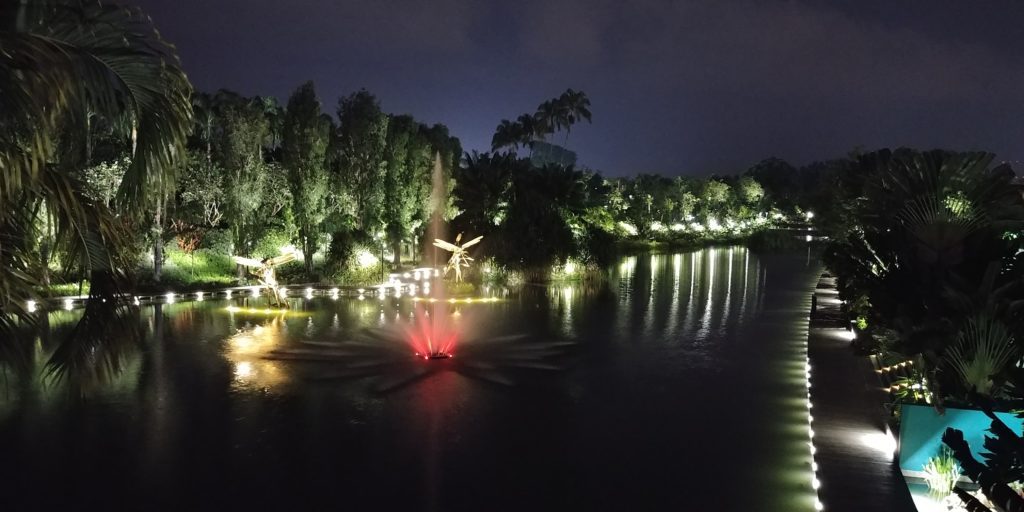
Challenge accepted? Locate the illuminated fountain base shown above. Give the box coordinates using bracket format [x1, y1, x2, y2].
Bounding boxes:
[417, 351, 453, 360]
[261, 303, 573, 391]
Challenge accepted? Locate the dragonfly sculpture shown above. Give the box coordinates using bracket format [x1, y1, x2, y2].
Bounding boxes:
[432, 233, 482, 283]
[233, 249, 297, 308]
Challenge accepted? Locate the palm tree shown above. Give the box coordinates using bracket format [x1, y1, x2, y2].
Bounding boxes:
[557, 89, 592, 143]
[515, 114, 540, 146]
[533, 100, 562, 139]
[0, 0, 193, 384]
[491, 119, 521, 152]
[453, 151, 519, 235]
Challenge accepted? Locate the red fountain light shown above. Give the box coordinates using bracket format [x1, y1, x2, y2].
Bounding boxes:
[407, 303, 456, 361]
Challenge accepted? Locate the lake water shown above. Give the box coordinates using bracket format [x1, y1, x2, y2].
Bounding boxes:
[1, 247, 821, 511]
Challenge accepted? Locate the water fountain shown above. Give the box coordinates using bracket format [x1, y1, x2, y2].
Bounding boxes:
[420, 152, 457, 360]
[257, 154, 573, 390]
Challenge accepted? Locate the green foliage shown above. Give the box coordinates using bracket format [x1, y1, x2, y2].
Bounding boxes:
[251, 227, 292, 261]
[383, 115, 431, 264]
[855, 316, 868, 331]
[487, 164, 598, 269]
[325, 230, 357, 277]
[336, 89, 388, 232]
[160, 243, 236, 287]
[282, 81, 331, 275]
[214, 91, 272, 253]
[821, 148, 1023, 365]
[944, 315, 1018, 397]
[82, 158, 130, 207]
[201, 228, 234, 254]
[178, 149, 224, 227]
[737, 176, 765, 206]
[0, 0, 192, 381]
[923, 446, 962, 499]
[454, 152, 518, 236]
[699, 180, 732, 216]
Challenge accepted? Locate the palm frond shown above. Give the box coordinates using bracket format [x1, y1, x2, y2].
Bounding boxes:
[945, 315, 1018, 396]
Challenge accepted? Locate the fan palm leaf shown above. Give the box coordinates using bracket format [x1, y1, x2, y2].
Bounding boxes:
[945, 315, 1018, 397]
[0, 0, 192, 386]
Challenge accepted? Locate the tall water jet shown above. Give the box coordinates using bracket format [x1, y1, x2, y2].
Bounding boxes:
[425, 152, 454, 359]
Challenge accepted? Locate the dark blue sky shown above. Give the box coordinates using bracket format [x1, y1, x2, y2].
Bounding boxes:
[137, 0, 1024, 176]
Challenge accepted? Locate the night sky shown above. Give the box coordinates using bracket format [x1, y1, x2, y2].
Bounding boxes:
[136, 0, 1024, 176]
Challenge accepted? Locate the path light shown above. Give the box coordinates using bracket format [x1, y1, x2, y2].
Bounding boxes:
[166, 292, 175, 304]
[859, 430, 897, 460]
[64, 298, 74, 310]
[225, 290, 232, 298]
[305, 287, 314, 299]
[196, 291, 204, 301]
[805, 211, 815, 220]
[26, 300, 36, 313]
[134, 296, 141, 306]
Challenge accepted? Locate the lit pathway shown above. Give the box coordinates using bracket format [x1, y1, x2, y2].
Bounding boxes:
[808, 275, 916, 512]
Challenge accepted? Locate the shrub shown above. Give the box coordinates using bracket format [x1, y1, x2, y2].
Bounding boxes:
[923, 446, 961, 499]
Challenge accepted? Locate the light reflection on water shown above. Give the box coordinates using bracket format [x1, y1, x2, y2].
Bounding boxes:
[3, 245, 769, 409]
[604, 247, 763, 360]
[1, 245, 820, 512]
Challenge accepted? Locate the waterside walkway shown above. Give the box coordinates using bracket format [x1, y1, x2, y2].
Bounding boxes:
[809, 274, 916, 512]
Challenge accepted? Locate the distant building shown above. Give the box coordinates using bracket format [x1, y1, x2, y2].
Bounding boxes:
[530, 141, 577, 168]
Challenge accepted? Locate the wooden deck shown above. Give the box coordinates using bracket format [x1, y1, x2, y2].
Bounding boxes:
[809, 275, 916, 511]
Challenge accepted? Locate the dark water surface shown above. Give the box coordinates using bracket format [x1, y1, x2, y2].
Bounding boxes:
[1, 247, 821, 511]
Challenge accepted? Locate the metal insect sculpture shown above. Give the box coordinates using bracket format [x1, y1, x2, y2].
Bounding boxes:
[432, 233, 482, 283]
[232, 249, 297, 308]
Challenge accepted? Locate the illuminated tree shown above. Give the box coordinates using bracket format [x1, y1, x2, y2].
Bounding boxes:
[178, 150, 224, 228]
[699, 179, 731, 219]
[336, 89, 388, 232]
[737, 176, 765, 207]
[383, 115, 431, 265]
[214, 91, 271, 258]
[282, 81, 331, 276]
